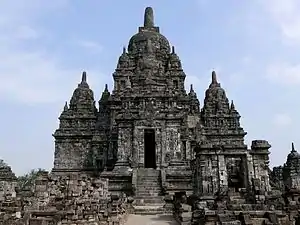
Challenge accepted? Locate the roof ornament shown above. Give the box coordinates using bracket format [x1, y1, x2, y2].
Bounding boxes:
[172, 46, 175, 54]
[190, 84, 194, 92]
[144, 7, 154, 28]
[292, 142, 296, 152]
[209, 70, 221, 88]
[81, 71, 87, 83]
[212, 71, 217, 84]
[64, 101, 68, 111]
[230, 100, 235, 110]
[78, 71, 89, 88]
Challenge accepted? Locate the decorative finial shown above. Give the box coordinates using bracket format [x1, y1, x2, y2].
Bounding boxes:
[122, 46, 126, 55]
[292, 142, 296, 152]
[212, 71, 217, 84]
[209, 70, 221, 88]
[172, 46, 175, 54]
[104, 84, 108, 92]
[190, 84, 194, 92]
[230, 100, 235, 110]
[144, 7, 154, 28]
[81, 71, 87, 83]
[64, 101, 68, 111]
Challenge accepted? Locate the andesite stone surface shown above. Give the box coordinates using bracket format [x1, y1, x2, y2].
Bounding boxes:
[1, 6, 300, 225]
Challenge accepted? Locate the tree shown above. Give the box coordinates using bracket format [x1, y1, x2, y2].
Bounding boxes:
[17, 168, 47, 190]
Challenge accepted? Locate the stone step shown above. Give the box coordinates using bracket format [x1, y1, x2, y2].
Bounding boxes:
[137, 177, 161, 182]
[136, 183, 161, 187]
[137, 181, 160, 185]
[134, 195, 163, 200]
[137, 184, 160, 187]
[137, 179, 160, 183]
[135, 192, 161, 197]
[137, 173, 160, 177]
[133, 205, 166, 215]
[134, 198, 164, 205]
[137, 170, 160, 176]
[135, 187, 162, 191]
[136, 187, 161, 191]
[135, 191, 162, 196]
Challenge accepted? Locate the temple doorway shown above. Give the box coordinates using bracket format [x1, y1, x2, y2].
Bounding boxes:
[144, 129, 156, 168]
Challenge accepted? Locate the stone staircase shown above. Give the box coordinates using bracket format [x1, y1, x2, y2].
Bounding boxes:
[133, 168, 165, 215]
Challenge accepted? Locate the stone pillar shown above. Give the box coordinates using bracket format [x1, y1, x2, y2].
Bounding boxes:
[250, 140, 271, 192]
[156, 128, 162, 168]
[184, 139, 193, 161]
[114, 124, 132, 168]
[217, 154, 228, 189]
[161, 127, 167, 167]
[166, 125, 183, 163]
[132, 127, 139, 168]
[246, 152, 255, 189]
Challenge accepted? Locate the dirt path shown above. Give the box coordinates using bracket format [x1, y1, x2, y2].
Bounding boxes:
[125, 214, 179, 225]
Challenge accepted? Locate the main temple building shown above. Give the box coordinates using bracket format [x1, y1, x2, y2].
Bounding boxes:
[2, 6, 300, 225]
[52, 6, 272, 199]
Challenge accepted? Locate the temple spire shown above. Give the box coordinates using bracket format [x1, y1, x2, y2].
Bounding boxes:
[78, 71, 89, 88]
[292, 142, 296, 152]
[212, 71, 217, 84]
[64, 101, 68, 111]
[104, 84, 108, 92]
[190, 84, 194, 92]
[230, 100, 235, 110]
[172, 46, 175, 54]
[144, 7, 154, 28]
[81, 71, 87, 83]
[209, 70, 220, 88]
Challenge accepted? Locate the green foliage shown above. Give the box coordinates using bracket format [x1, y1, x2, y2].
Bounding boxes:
[17, 168, 47, 190]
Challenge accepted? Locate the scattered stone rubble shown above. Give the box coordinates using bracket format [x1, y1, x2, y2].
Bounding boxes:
[0, 168, 130, 224]
[2, 6, 300, 225]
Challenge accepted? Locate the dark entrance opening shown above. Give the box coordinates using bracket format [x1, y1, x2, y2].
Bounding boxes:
[144, 129, 156, 168]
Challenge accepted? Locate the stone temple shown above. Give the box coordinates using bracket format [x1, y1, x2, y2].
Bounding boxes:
[2, 6, 300, 225]
[53, 6, 251, 198]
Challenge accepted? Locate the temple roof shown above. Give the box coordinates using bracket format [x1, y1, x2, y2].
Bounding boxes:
[128, 7, 171, 57]
[287, 142, 300, 161]
[202, 71, 230, 115]
[69, 71, 96, 112]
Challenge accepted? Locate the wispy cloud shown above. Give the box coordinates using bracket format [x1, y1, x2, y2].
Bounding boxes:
[260, 0, 300, 44]
[0, 1, 105, 105]
[266, 63, 300, 85]
[272, 113, 292, 126]
[75, 40, 103, 53]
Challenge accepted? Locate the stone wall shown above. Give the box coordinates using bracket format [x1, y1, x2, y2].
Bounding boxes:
[53, 139, 92, 171]
[1, 170, 131, 225]
[172, 191, 294, 225]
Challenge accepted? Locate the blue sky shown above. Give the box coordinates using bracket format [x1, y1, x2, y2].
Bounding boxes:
[0, 0, 299, 175]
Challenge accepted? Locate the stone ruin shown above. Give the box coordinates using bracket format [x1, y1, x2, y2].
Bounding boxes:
[0, 168, 131, 224]
[2, 6, 300, 225]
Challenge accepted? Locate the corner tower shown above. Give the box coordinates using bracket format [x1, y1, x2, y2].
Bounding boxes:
[53, 72, 97, 173]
